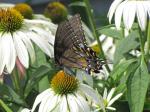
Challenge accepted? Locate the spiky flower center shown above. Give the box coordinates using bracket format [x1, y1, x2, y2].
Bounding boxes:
[14, 3, 33, 19]
[51, 71, 78, 95]
[103, 99, 108, 107]
[44, 2, 68, 24]
[0, 8, 23, 32]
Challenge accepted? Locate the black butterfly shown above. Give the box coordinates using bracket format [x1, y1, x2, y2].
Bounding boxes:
[54, 14, 104, 74]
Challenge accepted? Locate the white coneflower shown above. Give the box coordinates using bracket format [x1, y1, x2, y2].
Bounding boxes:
[95, 88, 123, 111]
[22, 70, 99, 112]
[0, 8, 54, 75]
[108, 0, 150, 31]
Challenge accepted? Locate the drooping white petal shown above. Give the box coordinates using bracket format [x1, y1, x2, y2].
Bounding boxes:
[115, 1, 127, 29]
[75, 94, 90, 112]
[95, 90, 105, 112]
[103, 88, 107, 100]
[31, 89, 52, 112]
[136, 2, 147, 31]
[18, 31, 35, 64]
[29, 27, 55, 45]
[106, 106, 116, 111]
[108, 93, 123, 106]
[79, 84, 98, 103]
[0, 3, 14, 8]
[38, 92, 55, 112]
[21, 108, 31, 112]
[1, 33, 16, 73]
[147, 2, 150, 18]
[108, 0, 123, 23]
[67, 95, 79, 112]
[82, 22, 94, 43]
[107, 88, 115, 102]
[41, 92, 58, 112]
[24, 19, 57, 34]
[46, 95, 60, 112]
[13, 32, 29, 68]
[123, 1, 136, 30]
[26, 32, 53, 57]
[0, 37, 6, 75]
[102, 36, 114, 53]
[59, 96, 68, 112]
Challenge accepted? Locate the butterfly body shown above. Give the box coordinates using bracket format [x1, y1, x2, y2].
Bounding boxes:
[54, 14, 103, 74]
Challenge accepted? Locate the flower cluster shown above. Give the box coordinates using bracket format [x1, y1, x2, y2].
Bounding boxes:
[0, 2, 127, 112]
[108, 0, 150, 31]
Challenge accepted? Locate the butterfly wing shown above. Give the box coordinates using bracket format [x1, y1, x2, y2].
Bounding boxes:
[54, 14, 103, 74]
[54, 19, 75, 65]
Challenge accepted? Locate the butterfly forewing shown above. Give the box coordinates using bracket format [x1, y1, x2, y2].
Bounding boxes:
[68, 14, 86, 45]
[54, 20, 74, 64]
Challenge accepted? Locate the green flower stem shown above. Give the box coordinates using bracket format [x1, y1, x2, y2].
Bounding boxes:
[146, 21, 150, 57]
[11, 67, 21, 95]
[138, 27, 146, 66]
[83, 0, 111, 72]
[0, 99, 13, 112]
[139, 33, 145, 57]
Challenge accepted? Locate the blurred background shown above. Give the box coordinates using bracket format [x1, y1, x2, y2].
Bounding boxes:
[0, 0, 113, 26]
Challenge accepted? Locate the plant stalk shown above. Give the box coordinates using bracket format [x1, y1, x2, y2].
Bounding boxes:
[11, 66, 21, 95]
[83, 0, 111, 72]
[146, 21, 150, 57]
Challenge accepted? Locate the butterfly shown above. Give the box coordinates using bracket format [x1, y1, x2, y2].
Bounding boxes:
[54, 14, 104, 74]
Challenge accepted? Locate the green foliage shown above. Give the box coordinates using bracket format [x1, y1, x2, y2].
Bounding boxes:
[127, 59, 150, 112]
[24, 64, 53, 98]
[69, 1, 86, 7]
[33, 45, 49, 92]
[0, 99, 13, 112]
[114, 30, 140, 65]
[98, 25, 123, 39]
[110, 59, 137, 83]
[99, 22, 149, 112]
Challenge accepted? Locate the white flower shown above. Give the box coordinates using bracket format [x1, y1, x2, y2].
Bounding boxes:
[0, 8, 55, 75]
[95, 88, 123, 111]
[26, 18, 57, 35]
[108, 0, 150, 31]
[22, 70, 99, 112]
[100, 34, 115, 62]
[21, 108, 30, 112]
[89, 34, 115, 67]
[0, 3, 14, 8]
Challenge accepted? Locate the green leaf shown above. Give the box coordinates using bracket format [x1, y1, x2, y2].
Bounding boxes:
[0, 84, 25, 106]
[38, 76, 49, 92]
[24, 64, 53, 98]
[127, 60, 150, 112]
[0, 99, 13, 112]
[114, 31, 140, 65]
[110, 59, 137, 82]
[33, 45, 47, 67]
[98, 27, 123, 39]
[69, 1, 86, 7]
